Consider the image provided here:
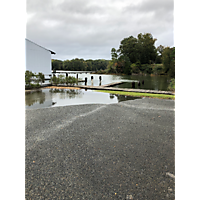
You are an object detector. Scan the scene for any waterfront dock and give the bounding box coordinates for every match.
[76,85,175,95]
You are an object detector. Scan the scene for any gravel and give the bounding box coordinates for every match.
[26,98,175,199]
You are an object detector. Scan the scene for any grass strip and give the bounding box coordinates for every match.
[94,90,175,100]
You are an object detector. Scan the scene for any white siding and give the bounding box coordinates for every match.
[25,39,52,76]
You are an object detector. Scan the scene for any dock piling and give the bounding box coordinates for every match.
[99,76,102,86]
[142,80,144,85]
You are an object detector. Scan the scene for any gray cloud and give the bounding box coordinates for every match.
[26,0,174,60]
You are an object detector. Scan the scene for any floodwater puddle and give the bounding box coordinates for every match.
[25,88,141,110]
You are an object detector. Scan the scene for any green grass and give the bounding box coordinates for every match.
[95,90,175,100]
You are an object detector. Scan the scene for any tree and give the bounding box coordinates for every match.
[118,36,138,63]
[117,33,157,65]
[52,59,63,70]
[168,47,175,78]
[107,60,117,74]
[157,45,165,56]
[136,33,157,64]
[162,47,175,78]
[162,47,171,73]
[111,48,118,60]
[117,55,131,74]
[131,63,140,74]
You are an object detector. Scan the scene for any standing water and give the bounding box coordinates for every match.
[25,88,141,110]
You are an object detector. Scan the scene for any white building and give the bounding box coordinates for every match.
[25,39,55,77]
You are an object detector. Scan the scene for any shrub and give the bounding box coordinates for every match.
[152,64,164,75]
[66,76,78,86]
[50,76,60,85]
[25,71,45,88]
[50,75,78,86]
[25,70,35,87]
[58,75,66,84]
[131,63,140,74]
[168,78,175,91]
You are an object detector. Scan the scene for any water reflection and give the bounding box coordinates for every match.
[25,88,141,110]
[49,89,83,99]
[25,90,46,106]
[109,93,141,102]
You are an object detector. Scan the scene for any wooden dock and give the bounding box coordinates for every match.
[101,81,124,87]
[76,85,175,95]
[40,81,174,95]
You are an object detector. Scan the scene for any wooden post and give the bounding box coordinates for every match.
[66,73,68,77]
[132,82,135,88]
[99,76,102,86]
[85,77,87,85]
[138,81,140,86]
[77,74,78,79]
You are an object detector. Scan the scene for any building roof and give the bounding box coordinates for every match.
[26,38,56,54]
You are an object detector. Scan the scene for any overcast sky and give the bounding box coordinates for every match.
[26,0,174,60]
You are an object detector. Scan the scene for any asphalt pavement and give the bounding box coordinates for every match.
[25,98,175,199]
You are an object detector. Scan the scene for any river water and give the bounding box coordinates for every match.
[52,71,171,91]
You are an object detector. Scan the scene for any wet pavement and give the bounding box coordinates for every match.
[25,98,175,199]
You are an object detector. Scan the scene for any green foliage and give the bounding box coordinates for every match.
[155,55,162,64]
[66,76,78,86]
[52,58,109,72]
[50,33,175,77]
[106,60,117,74]
[118,33,157,65]
[108,33,161,75]
[107,33,175,76]
[162,47,175,78]
[120,55,132,75]
[168,78,175,91]
[25,70,35,87]
[111,48,118,60]
[25,71,45,88]
[38,72,45,83]
[52,59,63,70]
[58,75,66,84]
[50,75,78,86]
[50,76,60,85]
[157,45,165,56]
[152,64,164,75]
[131,63,140,74]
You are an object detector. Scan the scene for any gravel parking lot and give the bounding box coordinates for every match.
[25,98,175,199]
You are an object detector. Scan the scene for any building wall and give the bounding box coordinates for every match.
[25,39,52,76]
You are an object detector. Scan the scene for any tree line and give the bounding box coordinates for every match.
[52,59,109,72]
[51,33,175,78]
[107,33,175,78]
